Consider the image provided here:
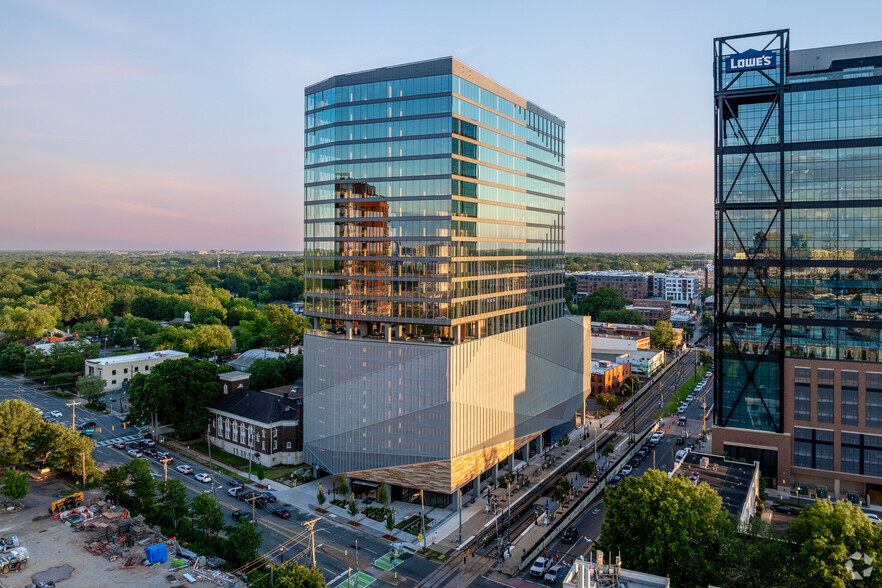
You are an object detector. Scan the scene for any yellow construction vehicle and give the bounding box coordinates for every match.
[49,492,83,514]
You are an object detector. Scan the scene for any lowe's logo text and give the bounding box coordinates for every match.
[725,49,777,73]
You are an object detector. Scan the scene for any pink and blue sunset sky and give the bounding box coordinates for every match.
[3,0,882,252]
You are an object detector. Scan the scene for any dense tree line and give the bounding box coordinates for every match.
[566,253,710,273]
[0,254,308,380]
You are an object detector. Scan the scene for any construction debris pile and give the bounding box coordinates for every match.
[52,501,239,585]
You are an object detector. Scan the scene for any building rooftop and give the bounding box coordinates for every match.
[85,350,187,366]
[563,556,670,588]
[210,388,301,424]
[791,40,882,74]
[672,452,758,520]
[227,349,288,371]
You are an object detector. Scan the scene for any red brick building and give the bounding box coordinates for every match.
[574,271,648,300]
[590,360,632,395]
[627,299,672,324]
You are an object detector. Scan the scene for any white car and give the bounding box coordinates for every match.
[685,395,694,402]
[675,449,688,462]
[127,449,143,458]
[677,405,687,414]
[195,473,212,483]
[866,513,882,525]
[175,465,193,475]
[530,556,552,577]
[621,465,633,476]
[50,410,63,418]
[228,487,243,497]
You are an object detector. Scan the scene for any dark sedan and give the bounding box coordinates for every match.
[262,492,277,503]
[561,527,578,544]
[112,442,127,450]
[271,507,291,519]
[227,479,244,488]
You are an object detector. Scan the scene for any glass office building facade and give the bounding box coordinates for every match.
[303,57,566,341]
[714,30,882,500]
[302,59,589,499]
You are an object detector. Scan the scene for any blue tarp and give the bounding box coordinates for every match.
[145,544,168,564]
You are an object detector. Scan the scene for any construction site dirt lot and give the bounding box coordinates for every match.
[0,477,219,588]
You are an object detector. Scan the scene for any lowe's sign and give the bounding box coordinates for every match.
[725,49,777,73]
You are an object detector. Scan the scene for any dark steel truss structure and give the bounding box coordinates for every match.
[713,30,790,433]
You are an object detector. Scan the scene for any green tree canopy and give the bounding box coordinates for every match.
[649,320,676,349]
[53,277,112,323]
[0,304,59,340]
[274,564,328,588]
[102,465,129,504]
[227,518,263,565]
[191,493,225,535]
[788,499,882,588]
[598,469,728,587]
[2,468,28,501]
[0,343,27,373]
[576,287,630,319]
[0,399,44,467]
[248,355,304,390]
[183,324,233,357]
[127,357,220,438]
[160,479,190,531]
[77,375,106,401]
[597,308,643,325]
[126,458,157,513]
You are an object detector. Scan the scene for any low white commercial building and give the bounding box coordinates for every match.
[84,350,188,391]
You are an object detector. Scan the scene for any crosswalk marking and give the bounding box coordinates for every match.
[95,433,142,448]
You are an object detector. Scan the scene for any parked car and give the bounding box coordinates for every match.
[771,504,801,516]
[685,394,695,402]
[621,465,633,476]
[175,465,193,475]
[628,457,640,468]
[865,513,882,525]
[112,442,127,450]
[545,564,567,584]
[676,405,687,414]
[636,449,648,462]
[127,449,143,458]
[530,557,552,577]
[195,473,212,484]
[561,527,579,544]
[262,492,277,503]
[50,410,63,418]
[231,510,252,523]
[271,507,291,519]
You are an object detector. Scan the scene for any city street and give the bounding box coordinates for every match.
[0,375,439,586]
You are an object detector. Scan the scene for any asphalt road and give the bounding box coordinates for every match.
[514,352,708,584]
[0,375,439,586]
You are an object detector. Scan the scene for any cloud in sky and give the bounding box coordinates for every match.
[4,1,882,251]
[566,143,713,253]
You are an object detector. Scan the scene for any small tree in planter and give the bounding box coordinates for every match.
[378,482,388,505]
[347,493,358,517]
[317,483,326,506]
[338,476,349,499]
[384,508,396,533]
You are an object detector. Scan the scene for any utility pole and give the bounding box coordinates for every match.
[303,518,320,568]
[164,460,168,482]
[411,490,426,550]
[67,401,82,431]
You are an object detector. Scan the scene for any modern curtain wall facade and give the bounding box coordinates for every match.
[303,57,566,341]
[714,30,882,500]
[303,58,580,496]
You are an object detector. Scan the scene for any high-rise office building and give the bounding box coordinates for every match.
[302,58,590,503]
[714,30,882,504]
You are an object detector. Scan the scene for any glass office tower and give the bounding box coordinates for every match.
[714,30,882,502]
[303,58,590,502]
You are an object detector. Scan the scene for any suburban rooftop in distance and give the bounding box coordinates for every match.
[84,350,188,366]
